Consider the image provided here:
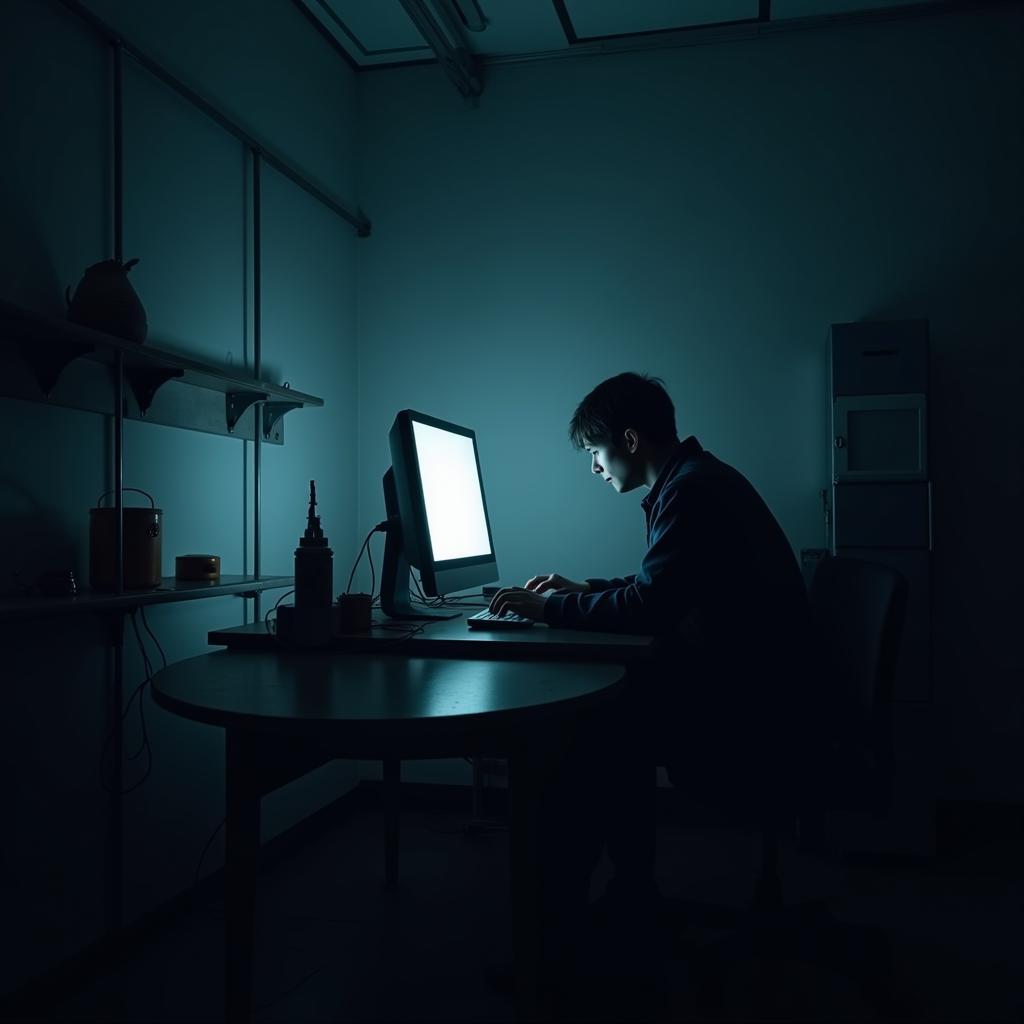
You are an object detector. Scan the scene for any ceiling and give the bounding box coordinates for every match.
[293,0,954,78]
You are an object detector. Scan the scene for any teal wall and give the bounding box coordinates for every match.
[2,0,1022,997]
[0,0,361,992]
[355,6,1023,788]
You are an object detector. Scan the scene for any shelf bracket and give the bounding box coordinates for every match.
[226,391,269,434]
[125,366,184,415]
[19,340,94,396]
[262,401,302,443]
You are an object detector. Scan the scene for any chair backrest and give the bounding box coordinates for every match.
[807,555,909,768]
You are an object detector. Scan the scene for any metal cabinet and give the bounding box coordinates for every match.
[830,319,931,702]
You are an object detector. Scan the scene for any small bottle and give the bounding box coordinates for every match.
[294,480,334,609]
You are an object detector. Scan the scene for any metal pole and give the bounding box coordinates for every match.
[112,42,124,595]
[108,41,125,934]
[55,0,370,236]
[252,152,262,619]
[384,758,400,887]
[112,44,123,263]
[108,613,125,931]
[114,349,124,595]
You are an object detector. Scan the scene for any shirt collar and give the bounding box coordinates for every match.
[641,436,703,513]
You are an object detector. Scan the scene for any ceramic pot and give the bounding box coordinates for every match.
[66,258,148,343]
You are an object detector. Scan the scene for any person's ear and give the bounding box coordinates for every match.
[624,428,639,454]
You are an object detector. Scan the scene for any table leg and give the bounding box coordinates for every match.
[225,728,260,1022]
[384,757,400,888]
[508,748,544,1021]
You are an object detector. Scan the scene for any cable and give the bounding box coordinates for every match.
[121,612,153,791]
[264,589,295,634]
[368,621,428,644]
[345,529,373,594]
[125,609,157,761]
[255,966,327,1014]
[139,605,166,670]
[410,573,488,611]
[194,817,226,887]
[100,610,157,794]
[412,571,444,608]
[366,532,376,599]
[346,523,386,595]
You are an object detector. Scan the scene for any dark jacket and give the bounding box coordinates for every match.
[544,437,811,712]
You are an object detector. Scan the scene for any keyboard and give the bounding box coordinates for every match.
[466,609,536,630]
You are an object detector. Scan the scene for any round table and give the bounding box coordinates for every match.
[152,648,625,752]
[152,648,627,1020]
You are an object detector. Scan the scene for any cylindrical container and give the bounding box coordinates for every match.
[89,488,162,590]
[175,554,221,581]
[294,545,333,608]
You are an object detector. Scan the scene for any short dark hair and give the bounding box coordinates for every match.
[568,372,678,450]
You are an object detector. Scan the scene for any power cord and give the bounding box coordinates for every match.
[194,817,226,887]
[411,571,444,608]
[346,522,387,596]
[367,620,428,644]
[125,614,152,766]
[351,528,487,613]
[255,965,328,1014]
[411,573,487,611]
[99,607,164,795]
[139,605,166,669]
[264,589,295,635]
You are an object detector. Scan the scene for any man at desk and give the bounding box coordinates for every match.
[488,372,811,968]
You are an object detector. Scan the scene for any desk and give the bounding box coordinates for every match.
[207,615,658,663]
[207,617,657,912]
[151,648,629,1020]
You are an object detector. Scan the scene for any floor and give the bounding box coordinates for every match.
[19,787,1024,1022]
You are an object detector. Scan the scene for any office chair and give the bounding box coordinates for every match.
[657,555,910,1017]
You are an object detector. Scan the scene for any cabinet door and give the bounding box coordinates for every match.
[833,394,927,481]
[834,482,931,549]
[830,319,928,396]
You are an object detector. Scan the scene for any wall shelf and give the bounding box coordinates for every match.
[0,574,294,623]
[0,4,348,952]
[0,299,323,444]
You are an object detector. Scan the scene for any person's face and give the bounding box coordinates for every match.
[585,433,642,493]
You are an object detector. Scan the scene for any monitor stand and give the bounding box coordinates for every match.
[380,468,459,620]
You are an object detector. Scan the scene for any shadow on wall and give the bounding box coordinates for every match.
[0,200,67,315]
[864,241,1023,676]
[862,242,1023,812]
[0,476,80,600]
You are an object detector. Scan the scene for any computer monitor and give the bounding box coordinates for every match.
[381,409,499,620]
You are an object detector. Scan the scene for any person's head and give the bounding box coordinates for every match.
[568,372,678,493]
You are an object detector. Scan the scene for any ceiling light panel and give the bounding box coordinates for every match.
[772,0,939,17]
[461,0,569,55]
[564,0,760,39]
[318,0,430,54]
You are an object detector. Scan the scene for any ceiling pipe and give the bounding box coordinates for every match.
[399,0,483,96]
[438,0,487,32]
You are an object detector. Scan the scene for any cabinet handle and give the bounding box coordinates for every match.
[928,481,933,551]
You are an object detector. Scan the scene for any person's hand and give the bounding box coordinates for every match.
[488,587,549,621]
[524,573,590,595]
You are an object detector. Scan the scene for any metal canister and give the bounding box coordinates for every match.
[89,488,162,590]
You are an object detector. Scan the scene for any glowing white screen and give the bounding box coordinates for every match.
[412,420,492,562]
